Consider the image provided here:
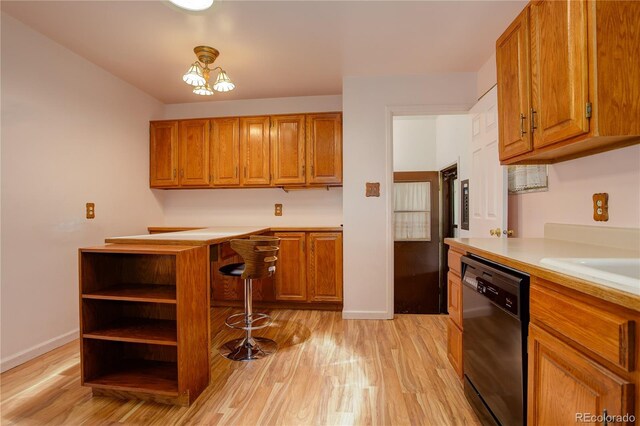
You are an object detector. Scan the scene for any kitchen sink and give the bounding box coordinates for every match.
[540,258,640,293]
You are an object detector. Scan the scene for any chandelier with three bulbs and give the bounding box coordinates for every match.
[182,45,235,96]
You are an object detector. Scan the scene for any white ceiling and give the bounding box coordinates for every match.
[1,1,526,104]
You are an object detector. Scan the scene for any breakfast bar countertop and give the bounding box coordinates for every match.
[445,237,640,310]
[105,226,271,246]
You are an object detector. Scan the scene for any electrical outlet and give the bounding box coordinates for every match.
[275,203,283,216]
[86,202,95,219]
[593,193,608,222]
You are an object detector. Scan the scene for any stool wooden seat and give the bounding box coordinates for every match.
[218,236,280,361]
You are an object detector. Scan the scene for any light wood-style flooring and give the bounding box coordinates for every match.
[1,309,480,425]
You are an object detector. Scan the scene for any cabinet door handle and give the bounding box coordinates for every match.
[530,108,537,133]
[520,113,527,138]
[302,164,306,176]
[244,167,247,179]
[235,166,238,178]
[180,169,184,178]
[173,169,177,178]
[311,165,314,176]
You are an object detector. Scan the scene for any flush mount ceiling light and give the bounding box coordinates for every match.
[182,46,235,96]
[169,0,213,11]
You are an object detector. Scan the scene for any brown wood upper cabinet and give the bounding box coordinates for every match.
[306,113,342,184]
[210,118,240,186]
[151,112,343,188]
[180,120,211,187]
[496,0,640,164]
[271,115,306,185]
[496,7,532,161]
[240,116,271,186]
[150,121,179,187]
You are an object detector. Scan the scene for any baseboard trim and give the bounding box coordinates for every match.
[342,310,393,320]
[1,329,79,373]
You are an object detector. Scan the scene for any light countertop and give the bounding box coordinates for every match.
[105,226,271,246]
[445,237,640,310]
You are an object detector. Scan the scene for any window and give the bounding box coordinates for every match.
[394,182,431,241]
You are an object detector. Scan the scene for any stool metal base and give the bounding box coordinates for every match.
[219,337,278,361]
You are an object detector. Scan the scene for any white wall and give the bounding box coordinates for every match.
[163,95,342,119]
[392,116,437,171]
[159,95,343,227]
[509,144,640,237]
[476,53,496,100]
[342,73,476,319]
[0,13,165,371]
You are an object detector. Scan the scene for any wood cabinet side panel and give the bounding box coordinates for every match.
[176,246,209,403]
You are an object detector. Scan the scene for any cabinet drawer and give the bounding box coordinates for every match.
[448,272,463,329]
[447,319,463,380]
[530,280,635,371]
[448,248,464,277]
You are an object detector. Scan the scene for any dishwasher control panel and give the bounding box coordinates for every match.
[476,278,518,315]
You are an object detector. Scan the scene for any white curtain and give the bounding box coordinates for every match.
[394,182,431,241]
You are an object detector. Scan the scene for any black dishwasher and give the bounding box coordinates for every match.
[461,255,529,426]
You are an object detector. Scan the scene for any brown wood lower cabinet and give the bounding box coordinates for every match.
[528,278,639,425]
[79,244,210,406]
[528,324,634,426]
[446,248,465,379]
[211,231,342,309]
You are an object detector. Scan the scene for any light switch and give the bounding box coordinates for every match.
[592,193,608,222]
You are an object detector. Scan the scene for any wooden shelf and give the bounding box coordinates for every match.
[83,284,176,304]
[85,360,178,395]
[84,318,177,346]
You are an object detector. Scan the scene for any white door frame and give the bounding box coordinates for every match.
[384,104,473,318]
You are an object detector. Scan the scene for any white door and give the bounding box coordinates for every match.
[469,86,508,238]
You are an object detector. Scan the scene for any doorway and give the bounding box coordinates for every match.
[439,164,458,312]
[393,171,440,314]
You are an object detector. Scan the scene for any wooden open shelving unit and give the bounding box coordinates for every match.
[79,244,210,406]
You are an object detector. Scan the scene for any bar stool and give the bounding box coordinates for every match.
[218,236,280,361]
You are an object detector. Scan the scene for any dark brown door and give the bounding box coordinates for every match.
[394,171,440,314]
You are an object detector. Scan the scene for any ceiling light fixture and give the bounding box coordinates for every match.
[182,46,235,96]
[169,0,213,12]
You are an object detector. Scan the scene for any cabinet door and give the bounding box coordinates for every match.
[273,232,307,301]
[447,272,462,329]
[211,118,240,186]
[528,324,633,426]
[240,116,270,186]
[496,7,532,160]
[306,113,342,184]
[150,121,179,187]
[447,319,463,380]
[307,233,343,303]
[271,115,305,185]
[179,119,210,186]
[530,0,589,148]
